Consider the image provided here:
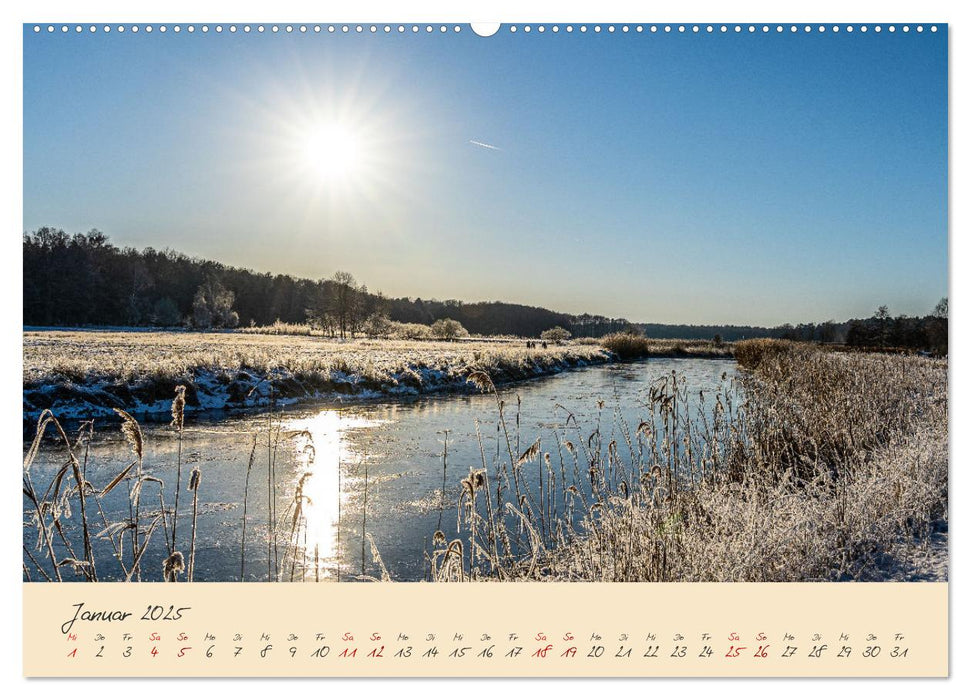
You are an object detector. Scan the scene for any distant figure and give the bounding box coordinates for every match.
[542,341,548,349]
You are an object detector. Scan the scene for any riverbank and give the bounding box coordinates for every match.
[23,330,741,421]
[24,334,943,583]
[23,330,618,421]
[460,340,948,583]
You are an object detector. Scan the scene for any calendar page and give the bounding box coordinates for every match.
[18,8,950,680]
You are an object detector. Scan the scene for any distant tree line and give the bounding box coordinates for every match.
[22,228,629,336]
[22,229,948,353]
[842,302,948,355]
[635,323,786,342]
[757,302,947,355]
[636,301,948,355]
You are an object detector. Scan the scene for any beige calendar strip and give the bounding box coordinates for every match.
[23,582,947,677]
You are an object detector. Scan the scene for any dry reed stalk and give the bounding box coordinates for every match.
[437,430,449,533]
[114,409,144,580]
[170,385,186,552]
[187,466,201,581]
[239,434,259,581]
[361,460,369,579]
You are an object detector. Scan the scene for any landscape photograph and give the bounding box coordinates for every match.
[22,23,947,584]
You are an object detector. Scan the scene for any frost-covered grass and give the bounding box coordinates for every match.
[593,333,731,359]
[22,336,946,582]
[22,329,611,419]
[436,341,948,582]
[23,329,608,384]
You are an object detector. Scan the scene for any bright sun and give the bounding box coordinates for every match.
[303,124,362,181]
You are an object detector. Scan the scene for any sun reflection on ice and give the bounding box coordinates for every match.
[283,409,381,576]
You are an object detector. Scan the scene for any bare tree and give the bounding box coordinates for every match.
[330,271,358,339]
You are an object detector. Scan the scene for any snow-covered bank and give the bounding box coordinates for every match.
[23,346,612,422]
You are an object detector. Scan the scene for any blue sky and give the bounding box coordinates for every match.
[23,25,947,325]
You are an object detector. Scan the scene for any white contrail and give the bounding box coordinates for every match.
[469,139,501,151]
